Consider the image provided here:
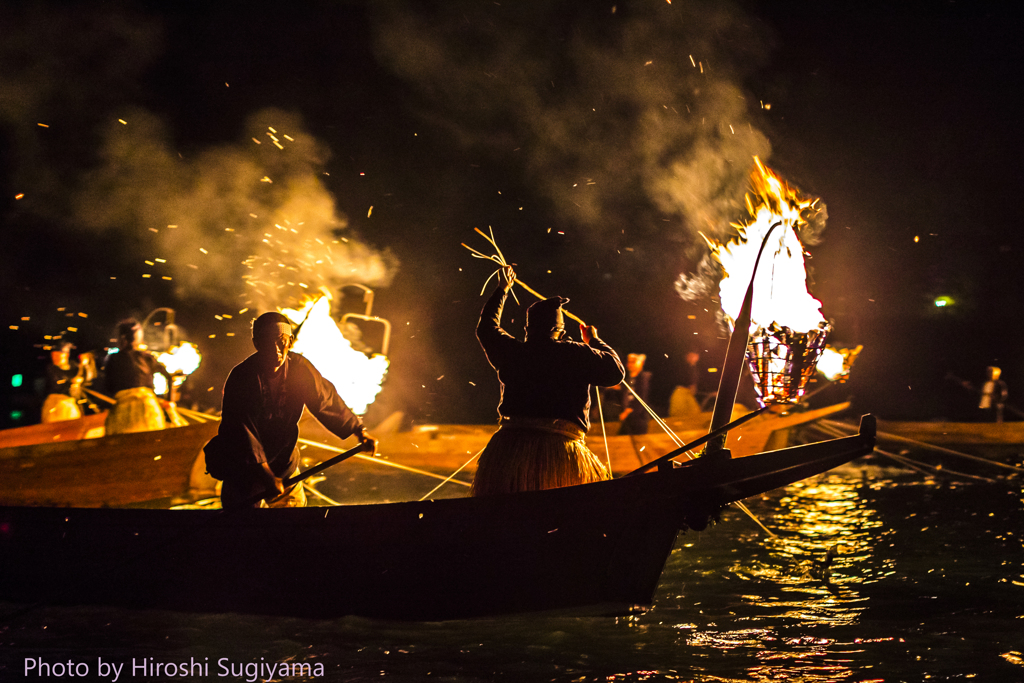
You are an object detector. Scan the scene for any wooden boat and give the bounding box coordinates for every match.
[0,415,876,620]
[301,402,855,476]
[875,419,1024,450]
[0,402,853,508]
[0,415,220,508]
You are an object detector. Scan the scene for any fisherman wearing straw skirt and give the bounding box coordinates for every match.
[473,265,625,496]
[103,320,182,435]
[41,342,84,423]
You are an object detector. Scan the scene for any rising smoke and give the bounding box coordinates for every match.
[0,3,395,316]
[372,0,773,242]
[74,107,395,311]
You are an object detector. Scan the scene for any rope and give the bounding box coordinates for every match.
[294,438,473,485]
[418,450,481,501]
[171,404,473,488]
[303,481,342,506]
[820,419,1022,474]
[810,422,1003,484]
[621,380,689,452]
[594,386,613,472]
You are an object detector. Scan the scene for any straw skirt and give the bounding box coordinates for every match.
[104,387,167,435]
[41,394,82,423]
[471,417,610,497]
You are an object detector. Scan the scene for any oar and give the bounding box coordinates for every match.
[244,441,370,507]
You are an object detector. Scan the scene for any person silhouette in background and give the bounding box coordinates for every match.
[616,353,653,436]
[977,366,1008,423]
[41,342,85,423]
[103,319,178,434]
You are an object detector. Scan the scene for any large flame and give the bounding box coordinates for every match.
[707,158,825,334]
[154,341,202,396]
[281,293,388,415]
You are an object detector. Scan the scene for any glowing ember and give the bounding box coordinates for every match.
[281,294,388,415]
[748,323,830,405]
[154,341,202,395]
[707,157,825,334]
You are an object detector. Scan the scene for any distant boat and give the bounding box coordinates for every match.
[0,403,853,508]
[875,419,1024,449]
[0,415,876,620]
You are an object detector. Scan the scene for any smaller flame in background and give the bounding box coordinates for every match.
[154,341,202,396]
[816,344,863,383]
[281,293,389,415]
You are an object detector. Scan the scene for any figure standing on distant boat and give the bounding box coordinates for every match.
[204,311,377,510]
[978,366,1008,423]
[41,341,87,423]
[103,319,182,434]
[472,265,625,496]
[614,353,653,436]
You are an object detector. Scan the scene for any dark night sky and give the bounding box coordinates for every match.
[2,0,1022,427]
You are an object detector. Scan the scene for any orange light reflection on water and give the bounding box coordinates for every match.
[672,472,896,681]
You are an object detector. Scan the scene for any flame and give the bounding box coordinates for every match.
[281,293,388,415]
[154,341,202,395]
[707,157,825,334]
[157,341,202,375]
[816,344,863,382]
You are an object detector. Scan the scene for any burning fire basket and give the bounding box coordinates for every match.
[746,321,832,406]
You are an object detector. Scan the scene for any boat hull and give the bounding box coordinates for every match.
[0,421,220,507]
[0,417,875,620]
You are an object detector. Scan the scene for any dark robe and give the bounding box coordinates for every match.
[205,352,364,507]
[104,349,161,394]
[45,363,78,396]
[477,285,624,432]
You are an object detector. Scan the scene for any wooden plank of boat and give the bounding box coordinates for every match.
[0,422,219,508]
[0,402,852,508]
[0,413,107,449]
[299,402,854,476]
[876,419,1024,447]
[0,415,876,621]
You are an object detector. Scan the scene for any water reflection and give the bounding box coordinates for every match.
[658,468,895,681]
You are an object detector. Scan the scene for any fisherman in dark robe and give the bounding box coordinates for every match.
[204,311,377,510]
[473,265,625,496]
[103,319,179,434]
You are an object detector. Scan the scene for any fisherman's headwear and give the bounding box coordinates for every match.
[252,312,294,339]
[526,296,569,339]
[117,319,141,343]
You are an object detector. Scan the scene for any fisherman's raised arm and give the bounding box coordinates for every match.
[476,265,518,356]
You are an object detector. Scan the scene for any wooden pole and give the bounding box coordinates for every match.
[704,222,781,458]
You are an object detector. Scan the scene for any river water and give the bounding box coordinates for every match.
[2,461,1021,682]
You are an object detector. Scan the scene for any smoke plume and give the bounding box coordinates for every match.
[74,107,395,310]
[372,0,772,242]
[0,3,395,315]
